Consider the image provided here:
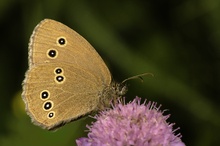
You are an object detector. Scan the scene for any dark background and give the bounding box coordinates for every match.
[0,0,220,145]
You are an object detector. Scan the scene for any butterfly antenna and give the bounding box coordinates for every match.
[121,73,154,84]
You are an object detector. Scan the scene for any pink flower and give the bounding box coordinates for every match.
[76,97,185,146]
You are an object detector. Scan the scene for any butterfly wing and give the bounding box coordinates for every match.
[22,19,111,130]
[28,19,110,83]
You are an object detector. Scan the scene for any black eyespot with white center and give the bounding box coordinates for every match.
[48,49,57,58]
[56,75,64,82]
[57,37,67,47]
[55,68,62,74]
[40,90,50,100]
[43,101,53,110]
[58,37,66,45]
[48,111,55,119]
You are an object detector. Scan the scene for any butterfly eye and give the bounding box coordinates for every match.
[57,37,67,46]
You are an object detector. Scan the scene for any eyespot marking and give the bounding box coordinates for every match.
[47,49,58,59]
[54,75,65,84]
[54,67,63,74]
[48,111,55,119]
[57,37,67,47]
[43,100,54,111]
[40,90,50,100]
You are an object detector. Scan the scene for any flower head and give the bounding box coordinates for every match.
[76,97,185,146]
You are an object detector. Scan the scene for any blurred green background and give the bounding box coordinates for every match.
[0,0,220,145]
